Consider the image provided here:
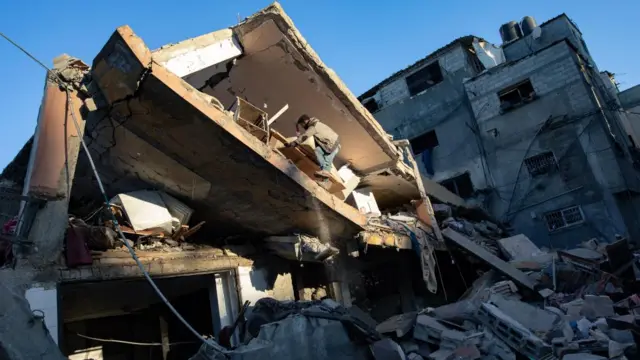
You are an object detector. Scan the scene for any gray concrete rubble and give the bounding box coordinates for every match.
[186,226,640,359]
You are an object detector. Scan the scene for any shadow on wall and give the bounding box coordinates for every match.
[248,255,292,292]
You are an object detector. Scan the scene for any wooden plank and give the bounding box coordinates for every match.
[278,146,345,192]
[442,228,539,293]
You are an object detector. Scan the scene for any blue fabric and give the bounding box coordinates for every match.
[395,221,422,258]
[315,145,341,171]
[422,149,434,175]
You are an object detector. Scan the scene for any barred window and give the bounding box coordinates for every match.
[544,206,584,232]
[524,151,558,176]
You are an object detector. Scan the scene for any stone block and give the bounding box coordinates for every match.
[414,315,449,345]
[370,338,406,360]
[376,312,418,338]
[581,295,614,319]
[427,349,453,360]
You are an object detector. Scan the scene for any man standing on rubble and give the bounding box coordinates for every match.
[288,114,341,178]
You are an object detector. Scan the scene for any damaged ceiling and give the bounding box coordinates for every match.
[153,4,403,174]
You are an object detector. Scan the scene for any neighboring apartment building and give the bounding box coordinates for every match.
[360,14,640,248]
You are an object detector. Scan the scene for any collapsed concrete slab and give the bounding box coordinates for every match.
[87,25,372,242]
[79,3,429,243]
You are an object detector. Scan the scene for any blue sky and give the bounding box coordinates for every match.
[0,0,638,171]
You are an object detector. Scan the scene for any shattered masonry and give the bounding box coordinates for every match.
[0,3,640,360]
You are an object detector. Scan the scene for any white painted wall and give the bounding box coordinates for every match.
[155,31,243,78]
[25,284,59,344]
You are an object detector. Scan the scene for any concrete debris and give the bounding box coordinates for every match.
[581,295,615,319]
[377,312,418,338]
[264,235,339,262]
[497,234,544,261]
[371,338,407,360]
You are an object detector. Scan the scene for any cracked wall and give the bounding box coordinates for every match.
[87,26,366,242]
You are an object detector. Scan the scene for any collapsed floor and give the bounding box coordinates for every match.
[2,3,640,360]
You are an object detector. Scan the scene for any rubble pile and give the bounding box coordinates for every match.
[191,229,640,360]
[65,190,210,266]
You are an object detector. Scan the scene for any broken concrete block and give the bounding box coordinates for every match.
[439,329,467,350]
[561,354,606,360]
[608,329,634,344]
[321,298,342,310]
[431,300,477,321]
[348,305,378,330]
[432,204,452,219]
[406,353,424,360]
[376,312,417,338]
[414,315,449,345]
[475,303,551,359]
[370,338,406,360]
[452,345,481,360]
[497,234,543,260]
[479,330,515,360]
[443,228,539,293]
[490,280,518,294]
[399,340,419,354]
[609,340,633,359]
[415,342,431,358]
[427,349,453,360]
[581,295,614,319]
[561,299,585,321]
[488,294,561,335]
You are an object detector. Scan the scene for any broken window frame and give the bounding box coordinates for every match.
[439,172,474,199]
[544,205,585,232]
[498,79,536,113]
[406,61,444,97]
[467,49,485,74]
[362,98,380,113]
[524,151,558,177]
[410,130,439,156]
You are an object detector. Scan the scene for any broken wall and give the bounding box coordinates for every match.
[366,44,489,197]
[153,4,404,176]
[85,25,369,242]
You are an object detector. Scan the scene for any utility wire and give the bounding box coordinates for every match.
[0,31,225,354]
[75,333,198,347]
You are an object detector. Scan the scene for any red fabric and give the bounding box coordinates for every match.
[65,225,92,267]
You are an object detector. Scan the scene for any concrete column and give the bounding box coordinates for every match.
[330,282,352,307]
[23,57,91,265]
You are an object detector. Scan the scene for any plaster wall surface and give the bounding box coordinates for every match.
[465,41,629,247]
[25,284,59,344]
[502,15,595,68]
[367,45,488,193]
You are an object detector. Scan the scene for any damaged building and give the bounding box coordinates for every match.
[360,14,640,249]
[0,3,454,359]
[2,3,640,360]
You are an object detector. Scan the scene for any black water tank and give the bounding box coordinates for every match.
[500,21,522,43]
[521,16,537,36]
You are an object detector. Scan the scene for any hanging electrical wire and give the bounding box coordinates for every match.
[0,31,225,354]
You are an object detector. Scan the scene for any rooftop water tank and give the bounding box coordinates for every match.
[500,21,523,43]
[521,16,537,36]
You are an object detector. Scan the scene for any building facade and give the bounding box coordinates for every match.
[360,14,640,248]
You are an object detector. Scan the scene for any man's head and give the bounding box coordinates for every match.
[297,114,312,129]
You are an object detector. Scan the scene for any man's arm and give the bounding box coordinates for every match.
[290,125,317,146]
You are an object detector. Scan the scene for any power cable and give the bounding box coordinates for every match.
[0,31,225,354]
[75,333,198,347]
